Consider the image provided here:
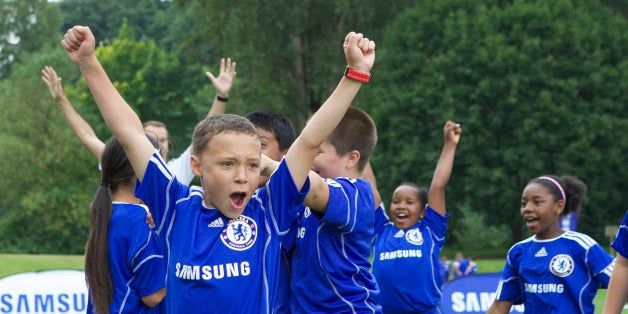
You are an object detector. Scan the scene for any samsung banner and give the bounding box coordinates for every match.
[440,272,525,313]
[0,270,87,314]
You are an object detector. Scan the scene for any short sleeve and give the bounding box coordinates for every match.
[587,243,614,288]
[494,247,523,304]
[129,208,166,297]
[611,210,628,258]
[321,178,374,233]
[136,151,190,235]
[263,159,310,240]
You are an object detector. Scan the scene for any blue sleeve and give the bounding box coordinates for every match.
[263,159,309,241]
[422,205,448,242]
[135,152,190,236]
[587,243,615,288]
[321,178,374,233]
[611,210,628,258]
[373,203,389,236]
[495,246,523,304]
[129,208,166,297]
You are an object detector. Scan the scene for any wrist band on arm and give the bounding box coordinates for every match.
[216,95,229,102]
[344,66,371,83]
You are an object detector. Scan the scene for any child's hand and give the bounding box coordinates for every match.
[343,32,376,73]
[444,121,462,144]
[61,26,96,65]
[41,66,65,100]
[205,58,237,98]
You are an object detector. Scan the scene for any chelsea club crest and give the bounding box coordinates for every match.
[221,215,257,251]
[405,229,424,245]
[549,254,574,277]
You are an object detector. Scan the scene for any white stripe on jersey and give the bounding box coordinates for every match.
[348,187,359,234]
[151,154,173,179]
[563,231,596,249]
[316,223,357,313]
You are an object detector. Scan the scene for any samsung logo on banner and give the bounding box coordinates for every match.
[0,270,87,313]
[440,273,524,313]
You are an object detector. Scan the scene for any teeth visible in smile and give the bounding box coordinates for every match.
[397,213,408,218]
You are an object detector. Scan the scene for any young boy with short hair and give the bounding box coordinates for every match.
[62,25,375,313]
[288,109,381,312]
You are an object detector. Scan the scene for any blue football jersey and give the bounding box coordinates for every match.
[135,153,309,314]
[494,231,615,314]
[273,218,299,314]
[87,202,166,314]
[611,210,628,257]
[372,204,448,313]
[289,177,381,313]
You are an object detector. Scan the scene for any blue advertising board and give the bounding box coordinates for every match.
[440,272,525,313]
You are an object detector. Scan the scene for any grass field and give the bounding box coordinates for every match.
[0,255,625,313]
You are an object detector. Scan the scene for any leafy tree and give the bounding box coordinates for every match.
[0,0,62,78]
[362,0,628,248]
[67,22,210,162]
[452,204,511,250]
[59,0,174,45]
[174,0,415,129]
[0,47,94,253]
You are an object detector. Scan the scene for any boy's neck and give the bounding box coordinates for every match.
[332,168,363,180]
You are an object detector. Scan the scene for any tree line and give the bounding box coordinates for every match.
[0,0,626,254]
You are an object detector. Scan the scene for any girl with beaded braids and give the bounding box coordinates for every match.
[85,135,166,314]
[488,175,615,314]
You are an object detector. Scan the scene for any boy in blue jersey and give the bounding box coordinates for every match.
[603,210,628,314]
[370,120,461,314]
[288,107,380,310]
[488,175,615,314]
[62,25,375,313]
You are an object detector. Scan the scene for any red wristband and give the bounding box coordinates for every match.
[344,67,371,83]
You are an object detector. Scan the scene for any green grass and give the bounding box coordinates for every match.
[0,253,84,279]
[0,254,625,313]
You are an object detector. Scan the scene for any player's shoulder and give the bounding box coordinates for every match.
[561,231,599,250]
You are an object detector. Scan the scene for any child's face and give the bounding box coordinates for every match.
[520,182,563,240]
[313,141,345,179]
[192,132,261,218]
[390,185,424,230]
[257,127,286,187]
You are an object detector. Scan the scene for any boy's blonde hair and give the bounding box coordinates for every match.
[191,114,259,156]
[326,106,377,171]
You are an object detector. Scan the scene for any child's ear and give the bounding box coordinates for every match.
[191,155,202,177]
[345,150,361,168]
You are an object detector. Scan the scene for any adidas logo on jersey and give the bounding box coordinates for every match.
[208,218,224,228]
[394,230,405,238]
[535,247,548,257]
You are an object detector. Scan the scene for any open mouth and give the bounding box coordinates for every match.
[524,216,539,227]
[229,192,247,210]
[395,212,409,222]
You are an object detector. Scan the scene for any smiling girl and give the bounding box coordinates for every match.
[488,175,615,314]
[371,121,461,314]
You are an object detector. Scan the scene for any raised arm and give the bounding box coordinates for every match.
[363,161,382,206]
[42,66,105,163]
[205,58,237,117]
[285,32,375,211]
[427,121,461,217]
[61,26,154,180]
